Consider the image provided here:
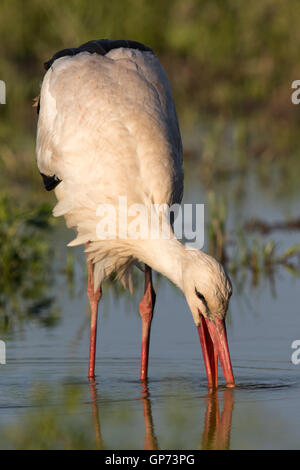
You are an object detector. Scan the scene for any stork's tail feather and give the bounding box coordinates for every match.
[68,234,92,247]
[53,199,73,217]
[92,256,137,295]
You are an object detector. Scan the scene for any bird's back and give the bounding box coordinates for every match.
[37,40,183,216]
[36,40,184,288]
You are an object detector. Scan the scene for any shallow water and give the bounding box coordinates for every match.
[0,158,299,449]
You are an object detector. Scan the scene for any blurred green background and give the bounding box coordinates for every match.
[1,0,300,171]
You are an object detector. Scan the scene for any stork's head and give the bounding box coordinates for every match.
[181,248,235,388]
[181,249,232,325]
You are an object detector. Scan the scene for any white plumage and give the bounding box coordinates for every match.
[37,47,183,288]
[36,40,235,387]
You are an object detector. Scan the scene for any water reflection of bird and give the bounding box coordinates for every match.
[87,382,234,449]
[88,381,103,450]
[140,382,158,450]
[88,381,158,450]
[36,39,234,388]
[201,389,234,450]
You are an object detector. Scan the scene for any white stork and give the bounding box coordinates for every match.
[36,39,235,388]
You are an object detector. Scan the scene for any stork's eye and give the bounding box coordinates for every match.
[195,288,206,302]
[195,288,210,316]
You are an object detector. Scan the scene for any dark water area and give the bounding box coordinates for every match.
[0,138,299,449]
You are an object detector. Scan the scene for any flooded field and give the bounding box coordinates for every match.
[0,149,299,450]
[2,0,300,451]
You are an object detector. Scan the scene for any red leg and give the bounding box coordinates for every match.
[139,265,156,381]
[85,245,102,379]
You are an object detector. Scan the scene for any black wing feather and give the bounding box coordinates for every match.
[40,172,61,191]
[44,39,153,70]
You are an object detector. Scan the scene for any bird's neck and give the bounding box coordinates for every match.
[132,237,186,290]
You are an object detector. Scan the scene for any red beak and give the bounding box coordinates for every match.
[197,314,235,388]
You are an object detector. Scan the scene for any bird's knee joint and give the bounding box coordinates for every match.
[139,299,154,319]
